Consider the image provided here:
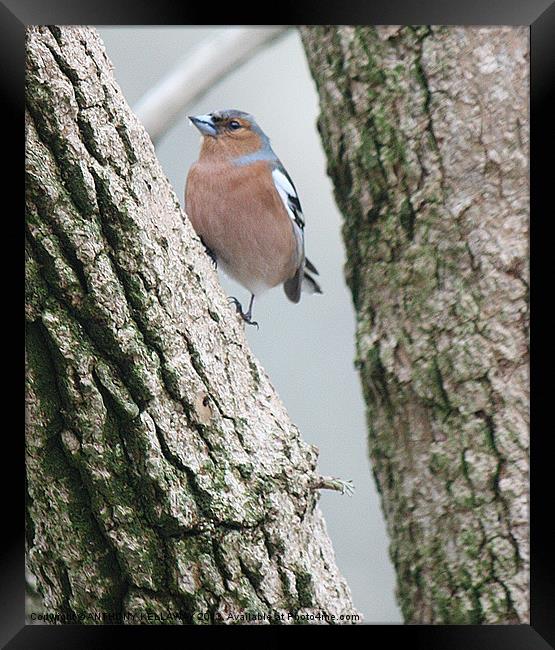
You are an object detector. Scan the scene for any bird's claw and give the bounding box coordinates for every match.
[227,297,259,329]
[228,296,242,311]
[200,237,217,268]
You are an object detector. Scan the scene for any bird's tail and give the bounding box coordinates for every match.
[302,270,322,295]
[303,256,322,294]
[283,257,322,303]
[304,257,319,276]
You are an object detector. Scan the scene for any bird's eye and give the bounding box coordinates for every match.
[228,120,241,130]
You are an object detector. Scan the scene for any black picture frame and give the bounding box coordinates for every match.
[9,0,551,647]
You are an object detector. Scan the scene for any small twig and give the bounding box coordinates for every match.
[312,476,355,496]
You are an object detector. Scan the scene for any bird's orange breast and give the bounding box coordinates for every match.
[185,159,298,294]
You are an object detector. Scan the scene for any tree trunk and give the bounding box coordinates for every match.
[25,25,356,625]
[300,26,529,624]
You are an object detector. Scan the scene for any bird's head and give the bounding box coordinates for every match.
[189,109,271,160]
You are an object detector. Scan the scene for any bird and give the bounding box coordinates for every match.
[185,109,322,327]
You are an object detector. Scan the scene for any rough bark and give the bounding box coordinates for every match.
[300,26,529,624]
[25,25,357,625]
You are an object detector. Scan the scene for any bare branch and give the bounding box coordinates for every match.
[134,27,288,143]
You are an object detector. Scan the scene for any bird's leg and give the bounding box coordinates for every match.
[200,236,217,268]
[228,294,259,329]
[244,294,255,322]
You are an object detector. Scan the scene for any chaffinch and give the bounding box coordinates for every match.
[185,109,322,327]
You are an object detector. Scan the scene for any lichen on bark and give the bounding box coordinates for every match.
[25,25,356,624]
[301,26,529,623]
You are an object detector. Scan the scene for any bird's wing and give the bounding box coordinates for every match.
[271,160,323,301]
[272,166,320,275]
[271,163,305,230]
[271,163,320,277]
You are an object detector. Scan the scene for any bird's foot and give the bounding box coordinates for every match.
[228,297,259,329]
[200,237,217,268]
[312,476,355,496]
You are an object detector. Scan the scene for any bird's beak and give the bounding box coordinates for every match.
[188,114,218,137]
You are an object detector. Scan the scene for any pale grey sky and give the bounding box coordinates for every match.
[97,26,401,622]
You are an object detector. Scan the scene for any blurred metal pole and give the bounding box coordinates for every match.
[134,27,288,144]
